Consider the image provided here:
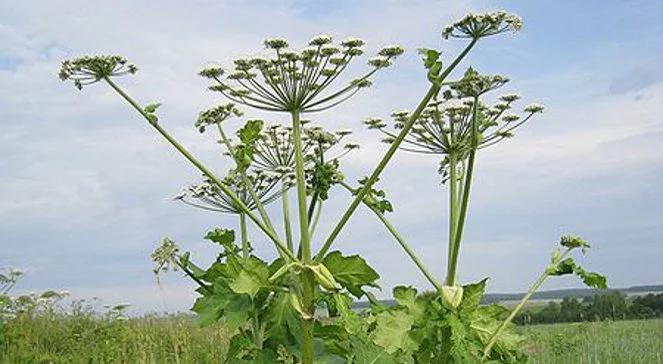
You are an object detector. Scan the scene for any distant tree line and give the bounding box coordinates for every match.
[514,292,663,325]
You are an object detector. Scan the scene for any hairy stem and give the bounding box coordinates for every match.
[103,77,298,263]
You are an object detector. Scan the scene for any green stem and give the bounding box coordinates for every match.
[314,84,439,262]
[370,208,444,294]
[315,38,478,264]
[240,212,248,261]
[339,181,443,292]
[446,96,479,286]
[291,109,315,364]
[307,191,319,224]
[482,248,573,360]
[103,77,298,263]
[447,153,459,274]
[291,109,311,262]
[281,181,294,252]
[300,271,316,364]
[308,201,323,239]
[217,125,277,234]
[174,259,211,294]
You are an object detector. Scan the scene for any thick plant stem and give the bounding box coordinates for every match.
[446,96,479,286]
[291,109,315,364]
[447,153,459,273]
[281,182,294,252]
[103,77,298,263]
[291,109,311,260]
[300,271,316,364]
[482,248,573,360]
[240,212,248,261]
[315,38,478,263]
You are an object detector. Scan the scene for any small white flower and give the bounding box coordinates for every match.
[378,45,405,57]
[309,34,333,46]
[524,103,545,113]
[341,37,365,48]
[500,93,520,103]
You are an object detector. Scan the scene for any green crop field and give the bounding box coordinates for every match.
[2,313,662,363]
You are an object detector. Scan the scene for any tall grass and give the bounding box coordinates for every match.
[2,311,661,363]
[0,311,229,363]
[521,319,663,364]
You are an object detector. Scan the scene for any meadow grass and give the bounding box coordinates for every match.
[520,319,663,363]
[0,313,229,364]
[2,313,662,363]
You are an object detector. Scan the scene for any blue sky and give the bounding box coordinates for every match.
[1,0,661,314]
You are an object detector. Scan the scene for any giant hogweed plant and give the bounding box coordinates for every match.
[59,11,605,363]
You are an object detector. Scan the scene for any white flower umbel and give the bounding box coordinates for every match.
[199,36,404,113]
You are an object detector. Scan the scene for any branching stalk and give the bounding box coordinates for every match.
[315,39,477,263]
[103,77,298,263]
[482,247,573,360]
[280,181,294,251]
[217,125,278,235]
[343,188,445,294]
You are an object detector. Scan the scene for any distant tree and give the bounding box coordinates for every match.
[630,294,663,319]
[559,297,583,322]
[583,292,628,321]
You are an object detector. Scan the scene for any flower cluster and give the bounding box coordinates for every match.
[174,170,281,214]
[252,122,359,177]
[150,237,180,274]
[365,78,543,181]
[59,55,137,89]
[452,67,509,97]
[198,36,404,112]
[442,11,522,39]
[195,103,244,132]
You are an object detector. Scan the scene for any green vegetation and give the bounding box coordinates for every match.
[2,306,662,364]
[50,10,608,363]
[521,319,663,364]
[515,292,663,324]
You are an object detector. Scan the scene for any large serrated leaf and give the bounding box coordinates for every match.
[370,310,418,354]
[322,251,379,298]
[265,293,300,345]
[460,278,488,312]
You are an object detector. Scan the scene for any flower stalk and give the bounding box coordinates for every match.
[102,76,298,263]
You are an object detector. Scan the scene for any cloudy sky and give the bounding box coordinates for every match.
[1,0,661,314]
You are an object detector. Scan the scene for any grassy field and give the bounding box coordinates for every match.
[1,314,662,363]
[519,319,663,363]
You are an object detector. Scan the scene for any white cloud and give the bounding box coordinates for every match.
[1,0,661,311]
